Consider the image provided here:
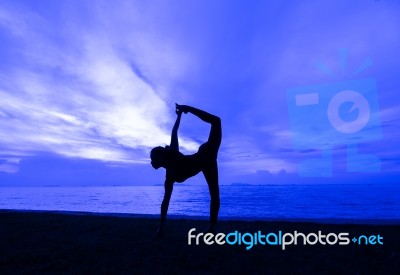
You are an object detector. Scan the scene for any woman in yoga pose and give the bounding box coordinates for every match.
[151,104,222,237]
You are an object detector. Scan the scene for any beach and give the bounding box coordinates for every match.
[0,210,399,274]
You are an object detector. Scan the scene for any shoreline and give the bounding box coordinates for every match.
[1,208,400,225]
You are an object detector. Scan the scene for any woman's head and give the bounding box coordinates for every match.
[150,146,168,169]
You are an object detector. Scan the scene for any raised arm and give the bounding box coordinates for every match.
[169,109,182,151]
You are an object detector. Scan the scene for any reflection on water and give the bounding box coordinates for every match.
[0,184,399,220]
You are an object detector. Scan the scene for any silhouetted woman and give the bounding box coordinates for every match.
[151,104,222,237]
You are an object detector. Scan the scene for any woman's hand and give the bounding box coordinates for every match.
[175,108,183,116]
[175,103,190,114]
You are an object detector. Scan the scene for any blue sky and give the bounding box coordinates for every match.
[0,0,399,186]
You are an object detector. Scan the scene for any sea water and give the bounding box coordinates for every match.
[1,184,399,221]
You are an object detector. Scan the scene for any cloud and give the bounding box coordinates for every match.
[1,0,398,182]
[0,158,20,173]
[0,1,199,173]
[221,135,296,175]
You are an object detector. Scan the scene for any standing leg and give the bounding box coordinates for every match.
[202,160,220,232]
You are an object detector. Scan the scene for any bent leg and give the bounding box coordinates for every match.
[207,117,222,158]
[184,106,222,157]
[202,160,220,229]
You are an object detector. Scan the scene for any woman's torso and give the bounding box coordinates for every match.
[166,148,206,183]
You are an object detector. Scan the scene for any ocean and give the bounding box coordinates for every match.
[1,184,399,221]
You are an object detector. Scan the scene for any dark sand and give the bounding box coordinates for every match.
[0,210,399,274]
